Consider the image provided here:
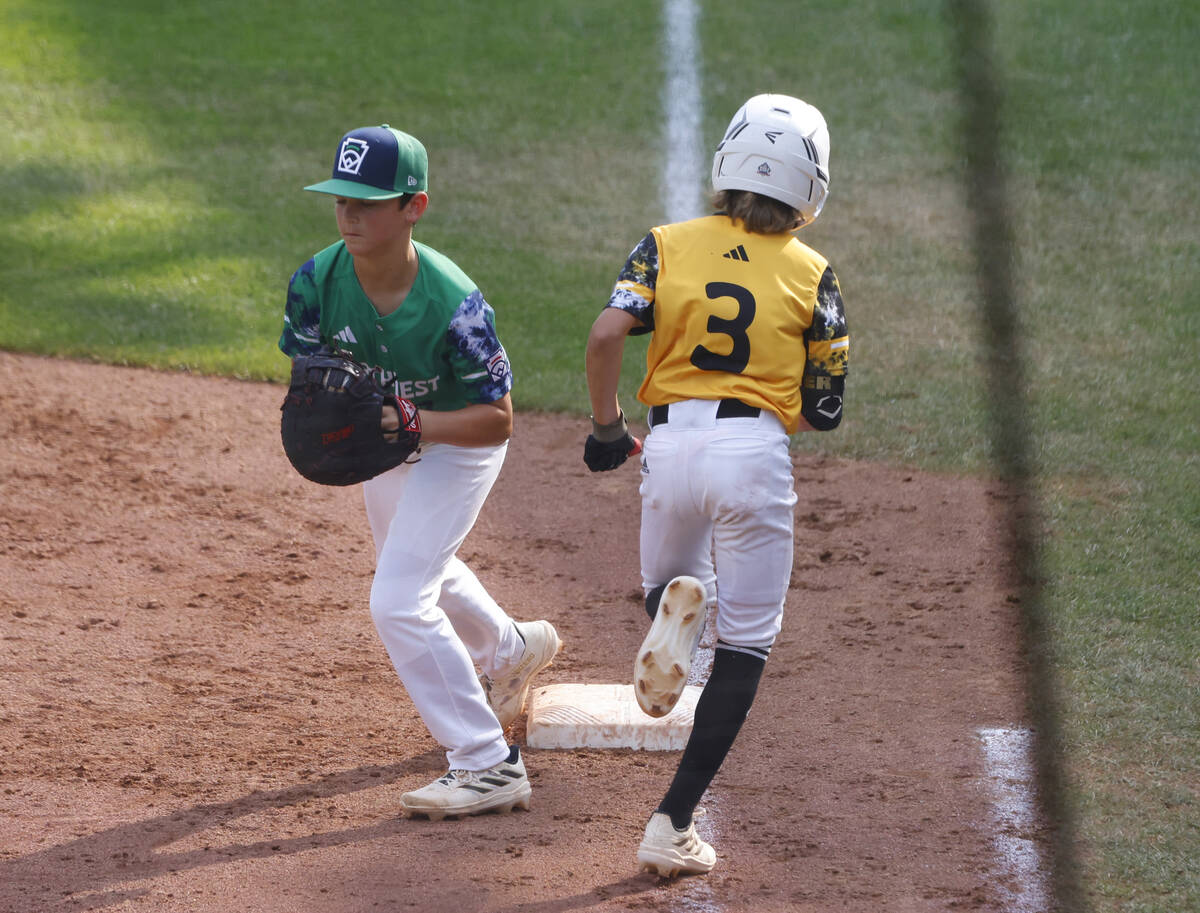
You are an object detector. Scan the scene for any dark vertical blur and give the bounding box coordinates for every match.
[947,1,1085,910]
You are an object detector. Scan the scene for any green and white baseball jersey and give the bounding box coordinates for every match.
[279,240,513,411]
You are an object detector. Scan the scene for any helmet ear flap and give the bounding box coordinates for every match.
[711,94,831,226]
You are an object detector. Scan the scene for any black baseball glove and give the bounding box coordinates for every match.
[280,351,421,486]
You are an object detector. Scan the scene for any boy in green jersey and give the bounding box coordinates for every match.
[281,125,561,820]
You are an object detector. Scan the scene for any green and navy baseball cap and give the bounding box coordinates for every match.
[304,125,428,199]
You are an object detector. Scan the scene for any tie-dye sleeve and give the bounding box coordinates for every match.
[446,289,514,404]
[605,231,659,332]
[279,258,325,357]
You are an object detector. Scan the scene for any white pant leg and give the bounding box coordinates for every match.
[363,441,511,771]
[638,432,717,599]
[365,467,520,675]
[702,428,797,647]
[638,401,796,648]
[438,556,524,679]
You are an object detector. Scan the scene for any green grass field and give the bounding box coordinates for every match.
[1,1,1196,909]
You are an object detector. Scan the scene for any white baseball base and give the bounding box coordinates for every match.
[525,682,701,750]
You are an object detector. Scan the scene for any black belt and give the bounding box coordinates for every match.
[648,399,761,428]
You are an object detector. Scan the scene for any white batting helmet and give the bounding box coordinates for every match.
[712,94,831,226]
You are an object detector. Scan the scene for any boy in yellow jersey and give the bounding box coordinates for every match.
[584,94,849,876]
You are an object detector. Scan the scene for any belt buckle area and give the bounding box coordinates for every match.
[715,399,760,420]
[649,399,758,428]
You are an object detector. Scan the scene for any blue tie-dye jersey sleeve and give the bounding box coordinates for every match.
[446,290,513,404]
[279,259,325,356]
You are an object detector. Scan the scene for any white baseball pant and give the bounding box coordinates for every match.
[638,398,798,649]
[363,440,522,771]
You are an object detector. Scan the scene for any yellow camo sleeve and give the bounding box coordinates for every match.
[806,335,849,376]
[613,279,654,302]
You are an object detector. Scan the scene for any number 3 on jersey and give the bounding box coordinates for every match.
[690,282,755,374]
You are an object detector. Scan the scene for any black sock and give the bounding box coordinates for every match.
[644,584,666,620]
[657,647,765,830]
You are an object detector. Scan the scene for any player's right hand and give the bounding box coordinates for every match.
[584,433,640,472]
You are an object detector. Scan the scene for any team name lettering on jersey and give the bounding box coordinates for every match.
[377,369,441,399]
[396,377,440,399]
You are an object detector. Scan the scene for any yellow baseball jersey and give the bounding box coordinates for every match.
[606,215,849,433]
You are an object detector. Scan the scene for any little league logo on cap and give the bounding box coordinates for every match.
[337,137,371,176]
[305,124,428,200]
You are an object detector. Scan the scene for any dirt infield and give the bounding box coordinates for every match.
[0,351,1039,912]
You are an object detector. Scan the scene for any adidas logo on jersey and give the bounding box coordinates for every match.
[722,245,750,262]
[334,326,359,345]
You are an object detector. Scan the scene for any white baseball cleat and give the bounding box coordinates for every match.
[482,620,562,730]
[637,811,717,877]
[634,576,707,718]
[400,746,531,821]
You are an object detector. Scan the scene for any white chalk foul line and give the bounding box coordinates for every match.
[661,0,705,223]
[653,8,721,909]
[977,727,1052,913]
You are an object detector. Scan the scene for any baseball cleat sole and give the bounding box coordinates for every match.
[639,861,688,878]
[634,576,707,718]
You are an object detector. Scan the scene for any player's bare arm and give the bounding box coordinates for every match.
[381,393,512,447]
[582,307,643,472]
[585,307,640,424]
[417,394,513,446]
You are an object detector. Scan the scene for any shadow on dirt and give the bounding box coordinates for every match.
[0,752,443,912]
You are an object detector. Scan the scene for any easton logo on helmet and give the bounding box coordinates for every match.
[337,138,370,175]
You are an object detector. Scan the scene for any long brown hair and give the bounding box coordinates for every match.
[712,189,801,234]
